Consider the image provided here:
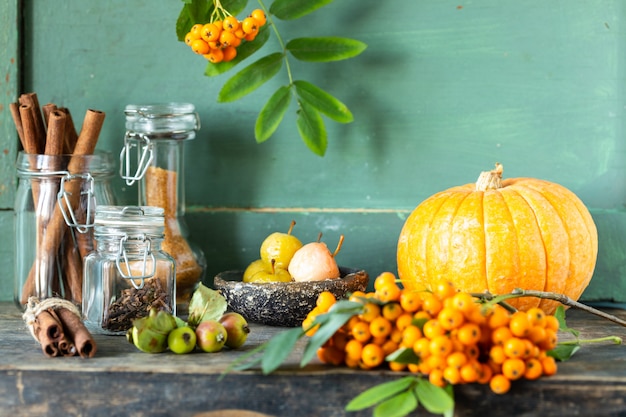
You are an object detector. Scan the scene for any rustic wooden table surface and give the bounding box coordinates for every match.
[0,302,624,417]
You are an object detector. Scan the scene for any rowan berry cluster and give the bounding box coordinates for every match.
[303,273,560,395]
[184,9,267,63]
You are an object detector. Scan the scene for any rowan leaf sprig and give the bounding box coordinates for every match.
[176,0,367,156]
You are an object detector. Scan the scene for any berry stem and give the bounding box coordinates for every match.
[257,0,295,85]
[211,0,232,22]
[559,336,623,345]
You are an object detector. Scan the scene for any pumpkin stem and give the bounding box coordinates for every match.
[476,163,504,191]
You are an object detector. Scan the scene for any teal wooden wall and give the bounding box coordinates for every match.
[1,1,625,304]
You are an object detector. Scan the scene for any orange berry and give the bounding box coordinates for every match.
[389,361,407,372]
[425,355,447,372]
[345,355,360,368]
[376,282,401,303]
[330,330,350,351]
[438,307,465,330]
[421,293,443,316]
[524,358,543,380]
[429,369,446,387]
[374,272,397,291]
[344,315,361,332]
[351,321,371,343]
[200,23,221,42]
[317,345,345,366]
[541,355,558,376]
[527,325,547,345]
[361,343,385,368]
[359,302,381,322]
[413,310,431,322]
[540,328,558,351]
[464,343,480,360]
[204,47,224,63]
[502,358,526,381]
[301,316,318,337]
[422,319,446,339]
[381,339,399,356]
[544,315,560,332]
[316,291,337,312]
[241,16,260,35]
[412,337,431,359]
[219,30,239,49]
[185,31,200,46]
[446,351,468,369]
[250,8,267,26]
[244,31,257,42]
[491,326,513,346]
[191,39,210,55]
[190,23,203,38]
[489,374,511,394]
[401,325,422,348]
[457,322,482,346]
[399,290,422,313]
[432,280,457,300]
[223,16,240,32]
[395,313,414,332]
[509,311,531,338]
[527,307,547,328]
[430,335,453,357]
[349,291,367,303]
[503,337,526,359]
[460,360,481,383]
[369,316,393,339]
[443,366,462,385]
[477,363,493,384]
[344,339,363,361]
[488,305,511,329]
[489,345,507,364]
[382,302,403,321]
[389,327,403,344]
[450,292,476,314]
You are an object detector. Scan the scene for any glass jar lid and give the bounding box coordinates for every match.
[94,205,165,237]
[124,103,200,139]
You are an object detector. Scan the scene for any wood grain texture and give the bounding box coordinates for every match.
[0,303,624,416]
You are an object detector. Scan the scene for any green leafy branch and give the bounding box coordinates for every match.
[176,0,367,156]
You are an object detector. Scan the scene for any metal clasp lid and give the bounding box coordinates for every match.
[115,233,157,289]
[119,132,153,186]
[57,172,95,233]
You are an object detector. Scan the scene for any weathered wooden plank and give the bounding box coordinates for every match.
[0,303,624,416]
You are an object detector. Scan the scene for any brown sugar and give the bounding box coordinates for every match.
[144,166,203,302]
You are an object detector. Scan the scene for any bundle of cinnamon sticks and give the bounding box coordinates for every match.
[23,298,97,358]
[10,92,106,306]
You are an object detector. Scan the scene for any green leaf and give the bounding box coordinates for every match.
[548,344,580,361]
[374,390,418,417]
[300,309,356,366]
[386,347,421,365]
[296,101,327,156]
[554,305,580,338]
[255,85,292,143]
[270,0,334,20]
[286,37,367,62]
[205,24,271,77]
[187,283,228,327]
[415,379,455,415]
[218,52,284,102]
[261,327,304,374]
[293,80,353,123]
[345,376,416,411]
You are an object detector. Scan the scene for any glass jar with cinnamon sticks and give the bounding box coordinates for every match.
[11,93,115,310]
[120,103,206,314]
[82,205,176,334]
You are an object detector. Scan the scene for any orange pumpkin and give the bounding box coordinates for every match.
[397,163,598,314]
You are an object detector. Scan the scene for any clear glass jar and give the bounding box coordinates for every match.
[82,205,176,334]
[120,103,206,314]
[14,151,116,310]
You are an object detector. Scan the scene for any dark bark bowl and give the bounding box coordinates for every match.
[213,267,369,327]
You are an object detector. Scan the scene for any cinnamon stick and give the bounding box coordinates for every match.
[44,110,66,156]
[42,103,57,128]
[57,307,97,358]
[18,93,46,152]
[18,104,41,154]
[33,309,63,358]
[58,107,78,154]
[62,231,83,305]
[9,102,25,145]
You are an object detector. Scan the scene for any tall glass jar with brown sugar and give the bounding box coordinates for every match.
[120,103,206,314]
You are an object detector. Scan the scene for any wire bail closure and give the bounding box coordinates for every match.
[120,132,153,186]
[57,172,95,234]
[115,233,157,289]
